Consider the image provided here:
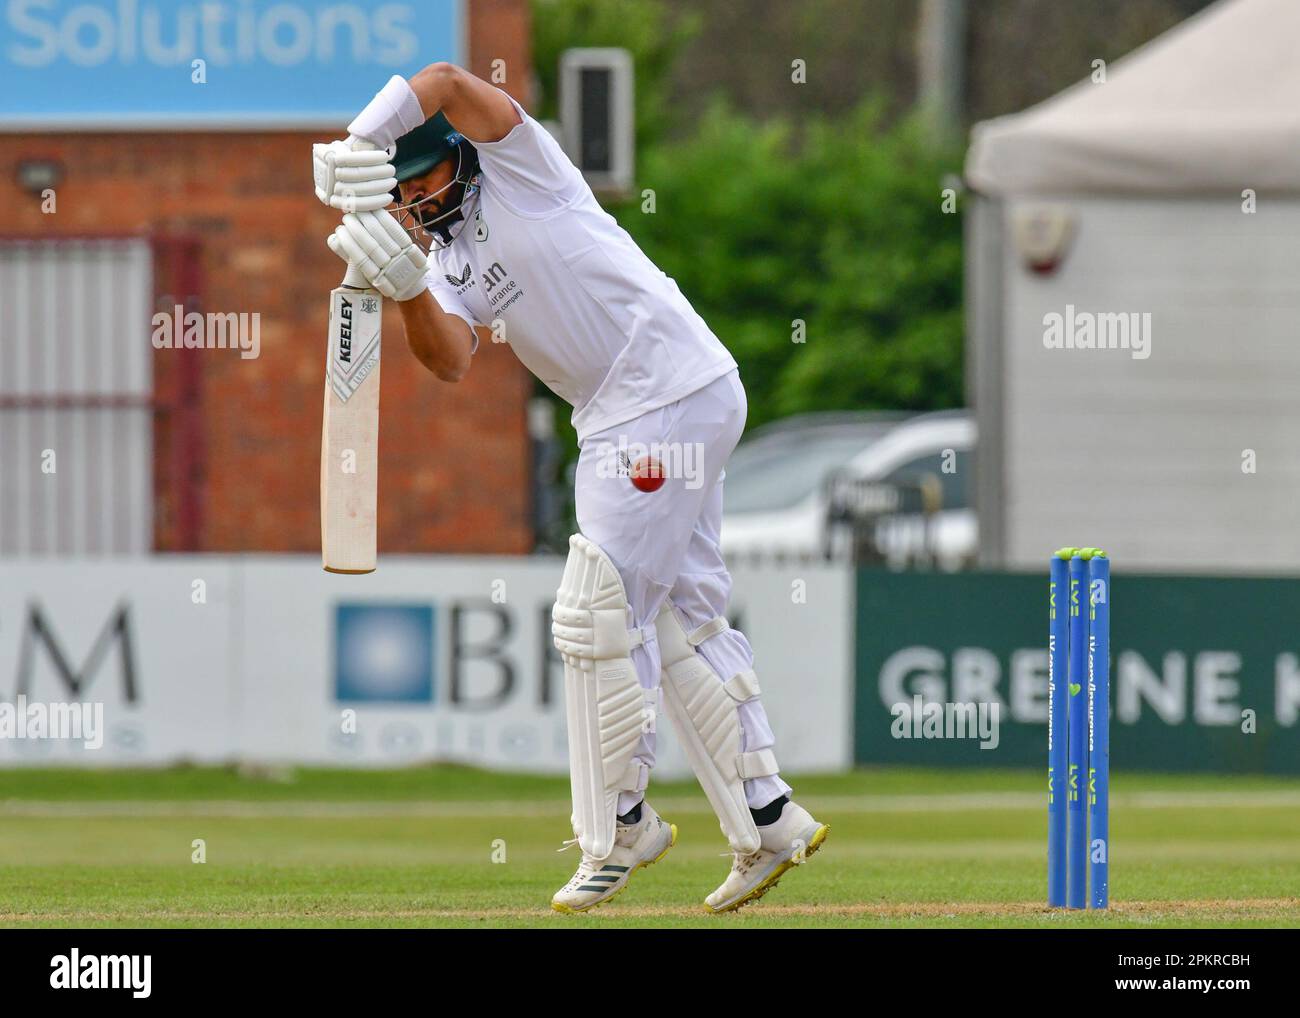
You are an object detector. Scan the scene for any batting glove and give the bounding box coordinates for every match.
[327,210,429,302]
[313,138,397,213]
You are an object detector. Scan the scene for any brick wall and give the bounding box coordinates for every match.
[0,0,535,555]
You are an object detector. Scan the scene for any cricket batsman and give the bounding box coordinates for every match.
[312,64,828,913]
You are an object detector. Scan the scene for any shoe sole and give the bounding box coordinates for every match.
[552,824,678,915]
[706,823,830,915]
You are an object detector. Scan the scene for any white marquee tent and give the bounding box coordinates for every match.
[963,0,1300,572]
[967,0,1300,196]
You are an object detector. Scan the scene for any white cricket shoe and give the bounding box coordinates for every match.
[705,800,829,914]
[552,803,677,914]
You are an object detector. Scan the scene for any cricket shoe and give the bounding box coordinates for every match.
[551,803,677,914]
[705,800,829,914]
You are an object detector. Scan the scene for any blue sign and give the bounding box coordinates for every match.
[1,0,462,127]
[334,603,435,704]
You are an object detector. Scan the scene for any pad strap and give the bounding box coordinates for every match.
[738,749,780,780]
[687,616,729,645]
[627,624,658,650]
[723,669,761,702]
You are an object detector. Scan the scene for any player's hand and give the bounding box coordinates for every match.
[327,210,429,302]
[312,138,396,212]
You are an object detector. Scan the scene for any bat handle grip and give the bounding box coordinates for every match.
[340,137,379,290]
[342,262,370,289]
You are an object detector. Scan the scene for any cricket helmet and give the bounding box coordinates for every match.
[390,112,481,250]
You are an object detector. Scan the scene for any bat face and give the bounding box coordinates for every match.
[321,282,382,573]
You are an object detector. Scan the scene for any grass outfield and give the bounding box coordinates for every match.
[0,765,1297,928]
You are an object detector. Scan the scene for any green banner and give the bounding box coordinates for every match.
[854,570,1300,773]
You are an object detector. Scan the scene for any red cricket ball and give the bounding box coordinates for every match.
[630,456,666,493]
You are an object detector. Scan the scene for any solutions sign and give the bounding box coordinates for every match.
[1,0,462,127]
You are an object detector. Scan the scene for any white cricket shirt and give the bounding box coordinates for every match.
[424,96,738,440]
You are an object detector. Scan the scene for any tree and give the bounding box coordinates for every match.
[619,99,965,429]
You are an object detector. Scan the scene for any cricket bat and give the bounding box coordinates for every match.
[321,258,382,573]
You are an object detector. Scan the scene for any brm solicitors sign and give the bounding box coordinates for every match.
[13,601,139,701]
[0,558,854,776]
[0,561,234,762]
[2,601,137,754]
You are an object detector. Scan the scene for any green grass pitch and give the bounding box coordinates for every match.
[0,765,1297,928]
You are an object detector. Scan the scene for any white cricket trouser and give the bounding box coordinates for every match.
[573,369,791,814]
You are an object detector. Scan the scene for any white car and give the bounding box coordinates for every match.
[721,410,977,570]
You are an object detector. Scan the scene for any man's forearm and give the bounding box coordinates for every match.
[399,289,473,382]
